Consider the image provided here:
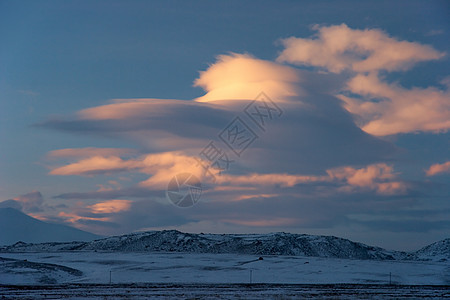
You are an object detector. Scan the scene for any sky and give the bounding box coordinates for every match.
[0,0,449,251]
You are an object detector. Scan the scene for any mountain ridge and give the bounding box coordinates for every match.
[1,229,448,262]
[0,207,101,245]
[1,208,447,261]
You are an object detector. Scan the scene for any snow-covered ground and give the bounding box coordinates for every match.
[1,251,448,286]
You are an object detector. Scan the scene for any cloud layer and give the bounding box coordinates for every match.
[26,24,449,247]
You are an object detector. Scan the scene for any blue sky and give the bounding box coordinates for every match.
[0,0,449,251]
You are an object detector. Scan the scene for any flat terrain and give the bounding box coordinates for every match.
[1,252,448,298]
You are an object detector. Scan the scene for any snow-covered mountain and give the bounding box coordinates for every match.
[1,225,447,262]
[407,238,450,262]
[0,208,101,245]
[1,229,406,260]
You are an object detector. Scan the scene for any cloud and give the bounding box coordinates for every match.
[12,191,44,213]
[425,29,444,37]
[40,52,396,173]
[194,53,301,102]
[275,24,449,136]
[216,173,327,187]
[35,26,447,243]
[87,199,132,214]
[327,163,407,195]
[338,73,450,136]
[277,24,445,73]
[214,163,407,195]
[49,151,213,189]
[48,147,136,158]
[58,211,111,224]
[49,145,406,196]
[38,98,236,152]
[50,156,141,176]
[425,161,450,176]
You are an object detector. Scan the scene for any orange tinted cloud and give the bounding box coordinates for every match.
[13,191,44,212]
[48,150,218,189]
[49,147,407,196]
[58,211,111,224]
[78,98,188,120]
[50,156,140,176]
[276,24,448,136]
[234,194,279,201]
[194,53,300,102]
[87,199,132,214]
[425,161,450,176]
[212,164,406,195]
[339,73,450,136]
[277,24,444,73]
[328,163,407,195]
[138,152,212,189]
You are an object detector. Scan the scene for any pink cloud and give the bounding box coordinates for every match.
[49,156,141,176]
[48,151,219,189]
[277,24,445,73]
[49,147,407,197]
[275,24,448,136]
[338,73,450,136]
[78,98,193,120]
[425,161,450,176]
[328,163,407,195]
[212,164,407,196]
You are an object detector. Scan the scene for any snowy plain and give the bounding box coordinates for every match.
[1,251,448,285]
[1,251,449,299]
[1,230,449,298]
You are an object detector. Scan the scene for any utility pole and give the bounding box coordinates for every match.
[249,270,252,284]
[389,272,391,285]
[109,270,112,284]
